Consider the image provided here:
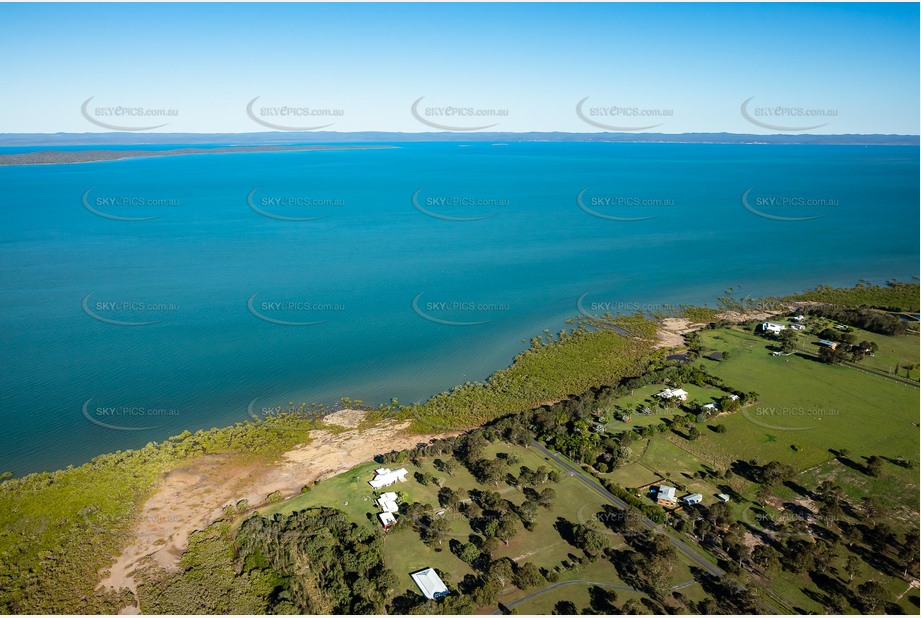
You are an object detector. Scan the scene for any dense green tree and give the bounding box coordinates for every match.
[513,562,544,590]
[572,522,610,557]
[752,544,781,574]
[856,580,888,614]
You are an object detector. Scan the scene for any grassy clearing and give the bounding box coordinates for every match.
[843,329,919,379]
[260,460,382,530]
[608,321,919,615]
[691,327,918,472]
[383,526,475,598]
[509,556,704,615]
[262,439,710,611]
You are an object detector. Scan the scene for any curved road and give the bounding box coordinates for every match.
[529,440,781,614]
[491,578,696,614]
[530,440,724,578]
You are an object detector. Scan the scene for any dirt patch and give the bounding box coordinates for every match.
[320,408,366,429]
[741,530,762,550]
[713,308,783,324]
[97,420,457,609]
[655,318,705,350]
[791,496,818,513]
[655,308,787,351]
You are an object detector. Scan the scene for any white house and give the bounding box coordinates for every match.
[717,493,731,502]
[702,403,718,412]
[656,388,688,401]
[728,394,740,401]
[411,567,450,600]
[761,322,785,334]
[682,493,703,505]
[378,511,396,529]
[369,467,408,489]
[790,324,806,331]
[378,498,399,513]
[657,485,677,505]
[790,315,805,322]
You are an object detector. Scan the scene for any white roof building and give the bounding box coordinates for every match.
[657,485,677,503]
[379,499,399,513]
[411,567,449,600]
[369,467,408,489]
[702,403,718,411]
[717,493,731,502]
[761,322,785,334]
[656,388,688,401]
[378,512,396,528]
[682,493,703,505]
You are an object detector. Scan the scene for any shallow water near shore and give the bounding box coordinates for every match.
[0,142,917,475]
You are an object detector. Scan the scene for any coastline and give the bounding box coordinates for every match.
[96,409,460,608]
[94,307,785,606]
[2,280,917,612]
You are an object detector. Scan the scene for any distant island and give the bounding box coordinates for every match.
[1,132,916,165]
[0,143,395,166]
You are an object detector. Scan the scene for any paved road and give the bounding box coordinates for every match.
[491,578,696,614]
[530,440,783,614]
[530,440,724,578]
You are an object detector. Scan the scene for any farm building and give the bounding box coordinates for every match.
[369,467,408,489]
[682,493,703,505]
[410,567,450,600]
[378,512,396,529]
[377,492,399,513]
[656,388,688,401]
[656,485,677,506]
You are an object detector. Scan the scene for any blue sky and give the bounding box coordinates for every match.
[0,2,917,134]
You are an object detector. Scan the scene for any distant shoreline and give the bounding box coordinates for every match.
[0,144,398,166]
[1,131,918,150]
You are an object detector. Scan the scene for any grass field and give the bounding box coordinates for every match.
[692,327,918,473]
[260,460,383,530]
[257,321,917,614]
[506,560,642,614]
[838,329,919,380]
[261,439,709,611]
[621,323,920,614]
[507,556,705,615]
[605,383,733,432]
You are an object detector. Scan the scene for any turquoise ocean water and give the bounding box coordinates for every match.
[0,142,917,475]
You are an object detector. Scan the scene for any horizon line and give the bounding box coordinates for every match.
[2,130,919,138]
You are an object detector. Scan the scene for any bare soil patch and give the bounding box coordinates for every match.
[98,419,457,610]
